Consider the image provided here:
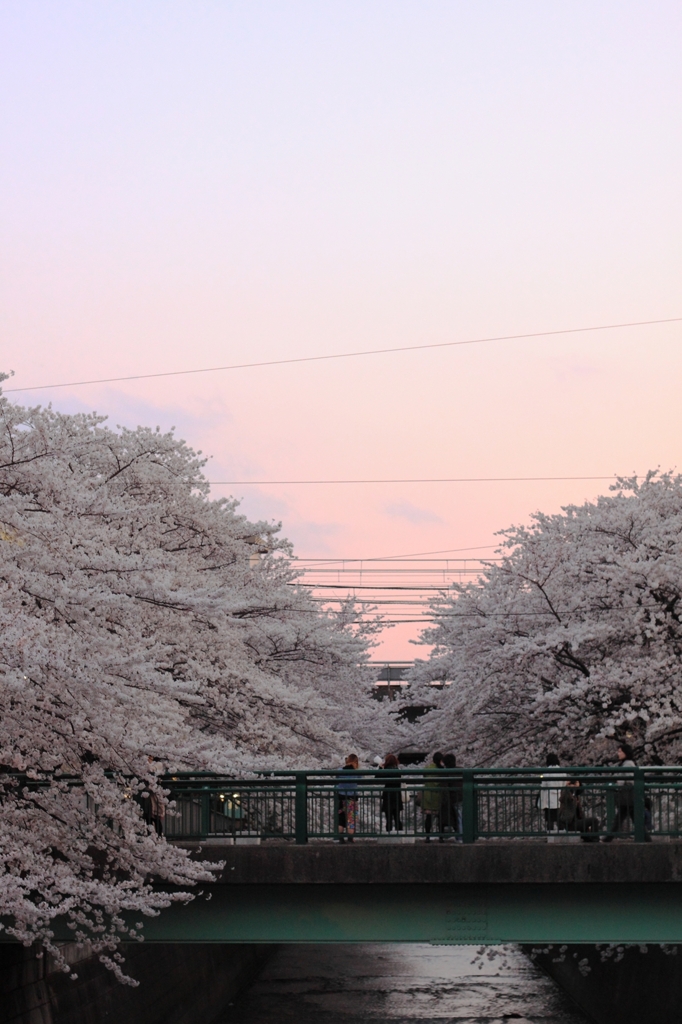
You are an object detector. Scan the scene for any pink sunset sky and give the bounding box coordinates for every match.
[2,2,682,659]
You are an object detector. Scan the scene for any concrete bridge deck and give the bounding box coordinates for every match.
[113,841,682,946]
[10,843,682,946]
[189,839,682,885]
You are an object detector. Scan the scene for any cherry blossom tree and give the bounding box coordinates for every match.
[0,377,379,976]
[410,474,682,766]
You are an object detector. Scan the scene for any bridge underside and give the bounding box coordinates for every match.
[153,842,682,943]
[103,882,682,944]
[9,844,682,945]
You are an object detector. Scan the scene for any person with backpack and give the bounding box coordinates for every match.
[557,778,600,841]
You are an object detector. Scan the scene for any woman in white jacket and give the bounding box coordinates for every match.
[539,753,567,832]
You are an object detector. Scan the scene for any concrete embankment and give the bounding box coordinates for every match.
[526,943,682,1024]
[2,942,277,1024]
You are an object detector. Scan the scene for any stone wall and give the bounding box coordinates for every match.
[196,839,682,885]
[526,943,682,1024]
[2,942,276,1024]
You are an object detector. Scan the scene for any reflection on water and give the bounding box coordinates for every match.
[220,943,589,1023]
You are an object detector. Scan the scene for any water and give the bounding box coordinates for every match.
[220,943,589,1023]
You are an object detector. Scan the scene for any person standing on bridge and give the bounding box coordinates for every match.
[539,753,566,833]
[602,743,651,842]
[422,751,444,841]
[381,753,403,833]
[337,753,359,843]
[557,778,600,840]
[439,753,463,840]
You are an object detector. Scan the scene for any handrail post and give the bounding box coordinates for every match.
[634,767,646,842]
[295,772,308,845]
[462,770,476,843]
[201,786,211,840]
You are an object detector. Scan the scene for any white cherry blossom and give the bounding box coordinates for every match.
[411,473,682,766]
[0,377,378,976]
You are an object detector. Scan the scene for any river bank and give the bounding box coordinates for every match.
[2,942,276,1024]
[6,941,680,1023]
[528,943,682,1024]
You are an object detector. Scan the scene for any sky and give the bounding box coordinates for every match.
[2,1,682,658]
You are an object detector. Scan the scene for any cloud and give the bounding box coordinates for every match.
[551,358,602,384]
[13,385,234,439]
[384,501,443,525]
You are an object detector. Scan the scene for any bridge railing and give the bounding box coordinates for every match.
[159,767,682,844]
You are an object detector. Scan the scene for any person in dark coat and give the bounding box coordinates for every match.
[381,753,403,832]
[602,742,651,842]
[557,779,600,841]
[439,753,463,840]
[422,750,444,841]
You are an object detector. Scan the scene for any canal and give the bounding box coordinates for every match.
[220,943,589,1023]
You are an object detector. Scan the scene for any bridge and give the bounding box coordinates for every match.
[160,765,674,845]
[112,843,682,945]
[154,766,682,944]
[9,767,682,945]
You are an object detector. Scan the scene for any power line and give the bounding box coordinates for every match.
[294,561,497,569]
[305,604,674,618]
[209,475,615,485]
[298,584,463,591]
[295,544,499,562]
[5,316,680,393]
[311,600,444,606]
[296,557,495,563]
[297,565,497,572]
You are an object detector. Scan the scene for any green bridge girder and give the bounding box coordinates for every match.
[7,844,682,945]
[146,842,682,943]
[118,882,682,944]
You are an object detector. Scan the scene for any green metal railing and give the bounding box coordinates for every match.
[158,766,682,844]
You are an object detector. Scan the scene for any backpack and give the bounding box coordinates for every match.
[559,786,579,825]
